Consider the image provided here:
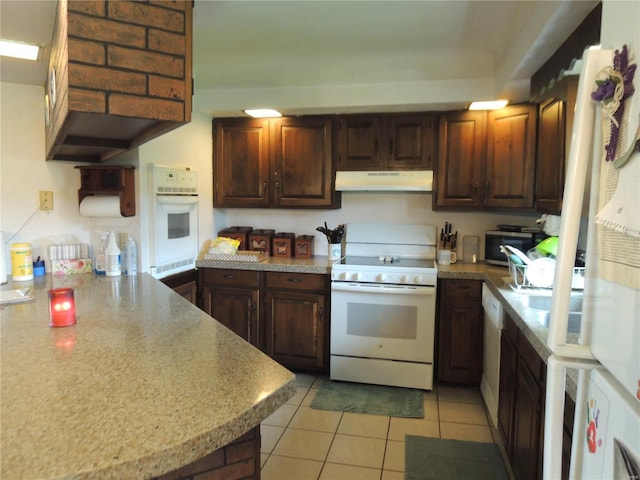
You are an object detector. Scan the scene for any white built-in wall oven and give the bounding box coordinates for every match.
[330,224,438,390]
[148,164,199,279]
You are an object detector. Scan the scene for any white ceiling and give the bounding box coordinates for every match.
[0,0,598,117]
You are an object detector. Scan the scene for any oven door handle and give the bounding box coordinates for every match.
[331,283,435,295]
[157,195,199,205]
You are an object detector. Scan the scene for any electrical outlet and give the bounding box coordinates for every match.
[118,232,128,250]
[39,191,53,211]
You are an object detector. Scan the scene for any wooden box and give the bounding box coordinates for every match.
[218,226,253,250]
[248,229,276,255]
[295,235,314,258]
[272,232,296,258]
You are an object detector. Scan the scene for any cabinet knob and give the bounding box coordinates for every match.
[275,181,279,193]
[485,180,490,191]
[224,274,236,279]
[262,181,267,192]
[473,182,479,191]
[288,277,301,283]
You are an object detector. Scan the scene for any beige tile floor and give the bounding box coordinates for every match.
[260,373,507,480]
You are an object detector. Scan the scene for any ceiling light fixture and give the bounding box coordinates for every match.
[468,100,509,111]
[244,109,282,118]
[0,39,40,61]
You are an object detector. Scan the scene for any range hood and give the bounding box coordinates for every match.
[335,170,433,192]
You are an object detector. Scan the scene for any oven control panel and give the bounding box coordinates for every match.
[331,269,436,286]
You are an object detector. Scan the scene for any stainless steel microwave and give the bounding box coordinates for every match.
[484,230,546,266]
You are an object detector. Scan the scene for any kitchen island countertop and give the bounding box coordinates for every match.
[0,273,296,479]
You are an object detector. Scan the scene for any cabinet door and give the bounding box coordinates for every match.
[213,119,270,207]
[265,289,326,370]
[387,114,434,169]
[535,98,565,213]
[498,329,518,457]
[435,111,486,208]
[337,116,384,170]
[161,269,198,306]
[512,358,543,480]
[437,297,483,384]
[270,117,336,208]
[202,284,260,346]
[485,105,537,209]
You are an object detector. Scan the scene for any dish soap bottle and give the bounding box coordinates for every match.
[94,231,108,275]
[105,231,121,276]
[123,235,137,276]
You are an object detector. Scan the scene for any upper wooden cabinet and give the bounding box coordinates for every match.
[213,117,340,209]
[535,98,566,213]
[485,104,537,209]
[435,110,487,208]
[435,105,537,211]
[337,114,435,170]
[45,0,192,162]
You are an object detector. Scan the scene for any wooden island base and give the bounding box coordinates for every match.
[156,427,261,480]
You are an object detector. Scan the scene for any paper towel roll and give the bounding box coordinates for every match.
[79,196,123,217]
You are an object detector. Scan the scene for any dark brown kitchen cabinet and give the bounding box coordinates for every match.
[199,269,261,347]
[435,110,487,208]
[498,313,546,480]
[264,272,329,371]
[437,279,483,385]
[213,117,339,209]
[485,104,537,209]
[535,98,566,213]
[337,114,435,170]
[46,0,192,162]
[435,105,537,211]
[161,269,198,306]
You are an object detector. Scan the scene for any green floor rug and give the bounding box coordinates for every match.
[405,435,509,480]
[310,381,424,418]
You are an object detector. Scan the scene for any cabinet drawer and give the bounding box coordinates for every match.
[518,333,544,382]
[200,268,260,288]
[442,279,482,298]
[266,272,326,291]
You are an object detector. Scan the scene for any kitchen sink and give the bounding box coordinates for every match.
[519,293,583,333]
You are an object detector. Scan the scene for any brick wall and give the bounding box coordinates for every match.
[65,0,192,122]
[155,426,261,480]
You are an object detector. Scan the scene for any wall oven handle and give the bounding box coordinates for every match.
[331,282,435,295]
[156,195,199,205]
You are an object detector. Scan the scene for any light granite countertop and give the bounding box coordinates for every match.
[1,273,296,480]
[196,255,335,274]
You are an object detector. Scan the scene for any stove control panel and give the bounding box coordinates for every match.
[331,269,436,286]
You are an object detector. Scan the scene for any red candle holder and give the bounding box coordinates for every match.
[48,288,76,327]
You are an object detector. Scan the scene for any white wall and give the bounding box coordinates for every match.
[214,193,540,259]
[1,83,90,268]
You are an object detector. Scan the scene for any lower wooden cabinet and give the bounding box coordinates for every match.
[200,269,261,347]
[265,272,328,371]
[160,269,198,305]
[199,268,329,372]
[498,313,546,480]
[437,279,484,385]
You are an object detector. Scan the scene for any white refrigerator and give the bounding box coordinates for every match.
[543,46,640,479]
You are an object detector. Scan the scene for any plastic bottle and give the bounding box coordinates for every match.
[105,231,121,276]
[11,243,33,281]
[123,235,137,276]
[94,232,108,275]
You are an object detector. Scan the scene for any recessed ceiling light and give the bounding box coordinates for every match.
[468,100,509,111]
[244,109,282,118]
[0,39,40,61]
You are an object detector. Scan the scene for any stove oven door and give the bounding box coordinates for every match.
[330,282,436,363]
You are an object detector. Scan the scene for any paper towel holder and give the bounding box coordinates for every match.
[76,166,136,217]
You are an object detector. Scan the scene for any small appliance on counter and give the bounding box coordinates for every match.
[484,225,546,267]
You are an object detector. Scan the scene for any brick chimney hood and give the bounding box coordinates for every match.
[45,0,193,162]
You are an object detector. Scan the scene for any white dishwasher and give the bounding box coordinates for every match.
[481,283,503,428]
